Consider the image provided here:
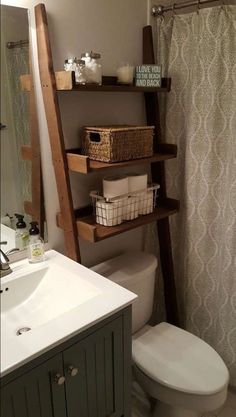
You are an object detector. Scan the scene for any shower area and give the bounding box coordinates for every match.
[0,5,31,224]
[146,1,236,388]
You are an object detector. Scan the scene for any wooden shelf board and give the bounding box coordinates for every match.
[21,71,171,93]
[64,84,170,93]
[57,198,179,243]
[56,73,171,93]
[66,143,177,174]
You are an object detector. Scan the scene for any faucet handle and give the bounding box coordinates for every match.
[6,248,20,256]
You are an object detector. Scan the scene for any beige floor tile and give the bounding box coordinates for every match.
[227,391,236,410]
[218,406,236,417]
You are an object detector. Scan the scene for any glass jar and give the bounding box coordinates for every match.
[64,57,86,85]
[81,51,102,85]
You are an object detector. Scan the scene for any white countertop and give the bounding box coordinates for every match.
[0,250,137,377]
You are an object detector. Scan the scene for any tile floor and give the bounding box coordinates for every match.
[132,383,236,417]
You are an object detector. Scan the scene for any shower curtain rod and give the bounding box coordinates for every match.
[152,0,222,16]
[6,39,29,49]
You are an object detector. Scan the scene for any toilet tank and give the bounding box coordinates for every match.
[92,251,158,333]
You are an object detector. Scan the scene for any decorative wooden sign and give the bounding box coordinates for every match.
[135,65,161,87]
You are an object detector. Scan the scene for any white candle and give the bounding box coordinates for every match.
[117,64,134,84]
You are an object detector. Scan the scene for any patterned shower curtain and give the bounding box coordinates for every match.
[146,6,236,386]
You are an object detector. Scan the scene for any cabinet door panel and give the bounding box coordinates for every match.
[1,354,66,417]
[64,341,90,417]
[64,317,124,417]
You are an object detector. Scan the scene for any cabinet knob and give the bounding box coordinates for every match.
[68,365,79,377]
[54,373,66,385]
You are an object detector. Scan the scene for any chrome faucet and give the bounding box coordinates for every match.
[0,242,19,278]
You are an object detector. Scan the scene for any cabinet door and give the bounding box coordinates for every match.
[0,354,67,417]
[63,317,124,417]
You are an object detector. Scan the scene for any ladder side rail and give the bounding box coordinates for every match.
[35,3,81,262]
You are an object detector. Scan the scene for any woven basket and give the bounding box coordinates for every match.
[82,125,154,163]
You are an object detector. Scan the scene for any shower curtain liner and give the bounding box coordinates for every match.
[145,5,236,386]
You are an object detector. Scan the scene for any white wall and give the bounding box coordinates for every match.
[2,0,150,266]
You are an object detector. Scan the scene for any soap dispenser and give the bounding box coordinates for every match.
[15,214,29,250]
[28,221,45,263]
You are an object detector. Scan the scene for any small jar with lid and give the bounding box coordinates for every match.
[64,57,86,85]
[81,51,102,85]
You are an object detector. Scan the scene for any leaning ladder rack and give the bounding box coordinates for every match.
[34,3,179,325]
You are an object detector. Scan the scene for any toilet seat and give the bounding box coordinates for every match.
[132,322,229,395]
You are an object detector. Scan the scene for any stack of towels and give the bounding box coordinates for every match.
[96,173,156,226]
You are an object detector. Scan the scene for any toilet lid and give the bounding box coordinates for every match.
[132,323,229,395]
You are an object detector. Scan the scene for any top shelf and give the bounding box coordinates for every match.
[20,72,171,93]
[55,72,171,93]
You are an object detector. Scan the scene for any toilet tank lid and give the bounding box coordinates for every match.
[91,251,158,285]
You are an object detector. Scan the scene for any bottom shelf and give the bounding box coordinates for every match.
[57,198,179,243]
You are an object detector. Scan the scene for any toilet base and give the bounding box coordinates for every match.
[153,400,201,417]
[133,362,228,417]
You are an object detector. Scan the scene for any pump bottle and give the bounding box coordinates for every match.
[28,221,45,263]
[15,214,29,250]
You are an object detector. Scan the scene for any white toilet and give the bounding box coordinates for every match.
[93,251,229,417]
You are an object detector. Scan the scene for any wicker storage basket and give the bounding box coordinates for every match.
[82,125,154,163]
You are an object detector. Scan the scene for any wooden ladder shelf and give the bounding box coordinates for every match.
[35,3,179,325]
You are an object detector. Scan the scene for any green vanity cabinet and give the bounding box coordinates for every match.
[1,308,132,417]
[64,317,124,417]
[0,354,67,417]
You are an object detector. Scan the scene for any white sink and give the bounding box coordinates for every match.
[0,250,136,376]
[1,262,100,334]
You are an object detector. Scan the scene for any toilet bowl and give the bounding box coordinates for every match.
[92,251,229,417]
[133,323,229,417]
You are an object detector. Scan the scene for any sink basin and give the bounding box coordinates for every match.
[1,261,100,336]
[1,250,136,376]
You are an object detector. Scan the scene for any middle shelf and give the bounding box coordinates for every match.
[66,143,177,174]
[56,198,180,243]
